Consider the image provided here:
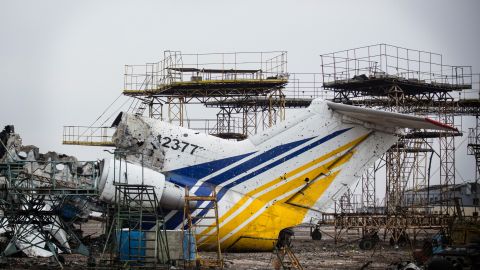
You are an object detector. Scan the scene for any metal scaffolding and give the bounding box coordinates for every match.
[62,126,115,147]
[124,51,288,138]
[63,51,290,143]
[467,76,480,215]
[319,44,476,246]
[100,153,170,268]
[361,164,377,212]
[0,160,98,267]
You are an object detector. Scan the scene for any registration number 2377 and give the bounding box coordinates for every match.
[157,135,201,155]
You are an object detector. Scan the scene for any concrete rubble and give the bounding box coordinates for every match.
[0,125,96,190]
[0,125,99,258]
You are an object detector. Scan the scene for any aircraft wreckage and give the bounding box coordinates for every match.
[0,99,458,264]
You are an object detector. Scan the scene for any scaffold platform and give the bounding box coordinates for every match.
[62,126,116,147]
[124,77,288,97]
[123,51,288,100]
[320,213,453,238]
[204,96,312,108]
[323,74,471,95]
[320,44,473,100]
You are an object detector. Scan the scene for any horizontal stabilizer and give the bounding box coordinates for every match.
[326,101,457,132]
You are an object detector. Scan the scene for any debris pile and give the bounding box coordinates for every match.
[0,125,96,189]
[0,125,99,261]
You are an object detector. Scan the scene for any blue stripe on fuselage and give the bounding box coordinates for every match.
[191,127,352,227]
[164,127,352,229]
[164,152,255,229]
[221,127,351,191]
[164,137,314,229]
[194,136,315,196]
[164,152,256,187]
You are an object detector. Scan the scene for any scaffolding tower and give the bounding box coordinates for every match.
[467,77,480,215]
[361,164,377,212]
[123,51,288,138]
[63,51,290,145]
[101,153,170,268]
[320,44,476,245]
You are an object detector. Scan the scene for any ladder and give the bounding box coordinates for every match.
[133,99,149,116]
[183,186,223,269]
[273,245,303,270]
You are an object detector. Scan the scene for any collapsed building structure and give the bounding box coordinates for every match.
[0,125,98,264]
[0,126,173,268]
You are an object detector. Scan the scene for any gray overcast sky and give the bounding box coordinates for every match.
[1,0,479,194]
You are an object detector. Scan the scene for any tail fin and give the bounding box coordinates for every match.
[110,99,457,236]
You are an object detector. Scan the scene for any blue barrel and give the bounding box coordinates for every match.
[60,203,79,220]
[183,231,197,261]
[117,230,145,262]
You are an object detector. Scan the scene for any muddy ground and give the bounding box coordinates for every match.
[221,226,413,269]
[0,224,419,269]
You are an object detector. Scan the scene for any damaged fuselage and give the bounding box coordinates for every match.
[97,98,457,252]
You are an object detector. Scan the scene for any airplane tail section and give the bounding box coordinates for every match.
[110,99,457,208]
[277,100,457,218]
[108,99,457,250]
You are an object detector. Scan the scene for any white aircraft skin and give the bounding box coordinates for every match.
[107,98,455,252]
